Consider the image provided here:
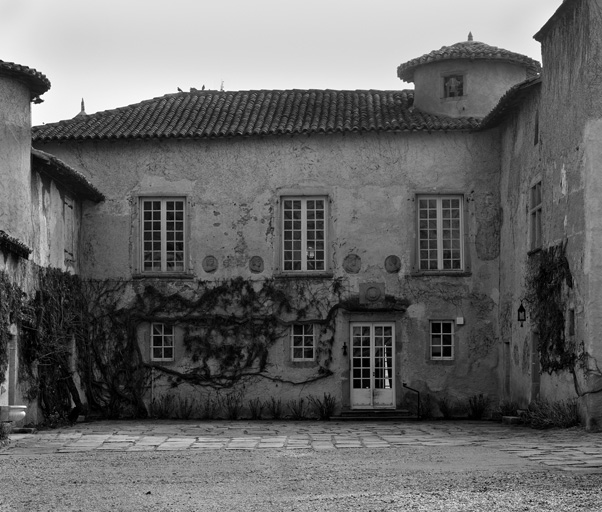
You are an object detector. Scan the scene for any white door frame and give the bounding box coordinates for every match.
[350,322,396,409]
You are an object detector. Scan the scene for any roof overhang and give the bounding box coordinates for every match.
[31,148,104,202]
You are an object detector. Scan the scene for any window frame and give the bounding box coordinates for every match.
[279,195,330,275]
[138,196,188,275]
[416,194,465,273]
[430,320,455,361]
[442,74,465,99]
[291,324,316,362]
[529,181,542,252]
[150,322,175,362]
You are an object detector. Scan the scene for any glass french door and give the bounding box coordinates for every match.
[350,323,395,409]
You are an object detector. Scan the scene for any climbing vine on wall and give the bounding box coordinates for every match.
[525,241,574,374]
[19,267,88,424]
[77,275,346,418]
[0,272,25,385]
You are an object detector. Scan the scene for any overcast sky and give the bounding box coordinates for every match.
[1,0,560,126]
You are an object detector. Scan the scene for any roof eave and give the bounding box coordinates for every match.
[31,148,105,202]
[478,76,542,130]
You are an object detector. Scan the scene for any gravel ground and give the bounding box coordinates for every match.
[1,443,602,511]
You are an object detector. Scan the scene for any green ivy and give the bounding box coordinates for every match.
[525,242,574,374]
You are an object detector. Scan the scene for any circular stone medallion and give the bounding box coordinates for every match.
[384,255,401,273]
[249,256,264,274]
[202,255,219,273]
[343,254,361,274]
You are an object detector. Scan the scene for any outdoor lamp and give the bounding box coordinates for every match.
[342,342,348,356]
[517,301,526,327]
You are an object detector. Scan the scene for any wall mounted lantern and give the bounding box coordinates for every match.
[342,342,348,356]
[517,301,526,327]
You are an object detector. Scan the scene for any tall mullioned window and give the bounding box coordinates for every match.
[417,196,463,271]
[282,197,327,272]
[141,198,186,273]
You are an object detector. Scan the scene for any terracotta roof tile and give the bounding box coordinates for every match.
[0,60,50,101]
[32,89,481,142]
[31,149,104,202]
[479,76,542,130]
[0,230,31,259]
[398,40,541,83]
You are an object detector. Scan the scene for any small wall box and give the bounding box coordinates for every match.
[456,317,465,325]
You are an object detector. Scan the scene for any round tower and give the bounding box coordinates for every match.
[0,60,50,246]
[397,34,541,118]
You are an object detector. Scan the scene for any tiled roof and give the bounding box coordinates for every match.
[0,60,50,102]
[479,76,542,130]
[31,149,105,202]
[0,230,31,259]
[398,40,542,83]
[31,89,481,142]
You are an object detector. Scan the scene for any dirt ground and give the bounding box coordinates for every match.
[1,443,602,512]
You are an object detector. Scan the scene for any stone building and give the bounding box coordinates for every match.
[2,0,601,427]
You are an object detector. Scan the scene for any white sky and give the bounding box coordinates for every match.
[0,0,561,126]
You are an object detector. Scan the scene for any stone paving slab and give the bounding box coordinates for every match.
[3,420,602,472]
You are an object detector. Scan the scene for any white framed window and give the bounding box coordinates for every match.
[141,198,186,273]
[282,197,327,272]
[529,182,542,251]
[430,321,454,360]
[151,323,175,361]
[417,195,464,271]
[291,324,315,361]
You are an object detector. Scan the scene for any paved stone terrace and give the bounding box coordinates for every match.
[3,420,602,472]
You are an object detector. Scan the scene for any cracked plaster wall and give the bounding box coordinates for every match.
[499,0,602,426]
[37,128,502,407]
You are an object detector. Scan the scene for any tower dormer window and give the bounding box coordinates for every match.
[443,75,464,98]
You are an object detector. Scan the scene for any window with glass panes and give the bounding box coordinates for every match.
[282,197,326,272]
[430,321,454,360]
[291,324,315,361]
[141,198,185,273]
[417,196,463,271]
[151,323,174,361]
[529,182,542,251]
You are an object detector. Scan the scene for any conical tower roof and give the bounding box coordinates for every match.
[397,36,541,83]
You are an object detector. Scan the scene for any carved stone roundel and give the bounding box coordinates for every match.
[202,255,219,273]
[343,254,361,274]
[385,255,401,273]
[249,256,264,274]
[365,286,382,302]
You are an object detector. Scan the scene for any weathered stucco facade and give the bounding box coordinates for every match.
[37,127,502,414]
[495,0,602,429]
[4,0,602,427]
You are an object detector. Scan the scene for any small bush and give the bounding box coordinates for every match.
[287,398,307,420]
[421,393,434,420]
[0,422,10,447]
[437,396,457,419]
[498,400,520,417]
[248,397,264,420]
[308,393,337,420]
[523,398,580,429]
[175,397,196,419]
[151,394,175,419]
[467,394,491,420]
[222,391,244,420]
[199,393,221,419]
[265,397,283,419]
